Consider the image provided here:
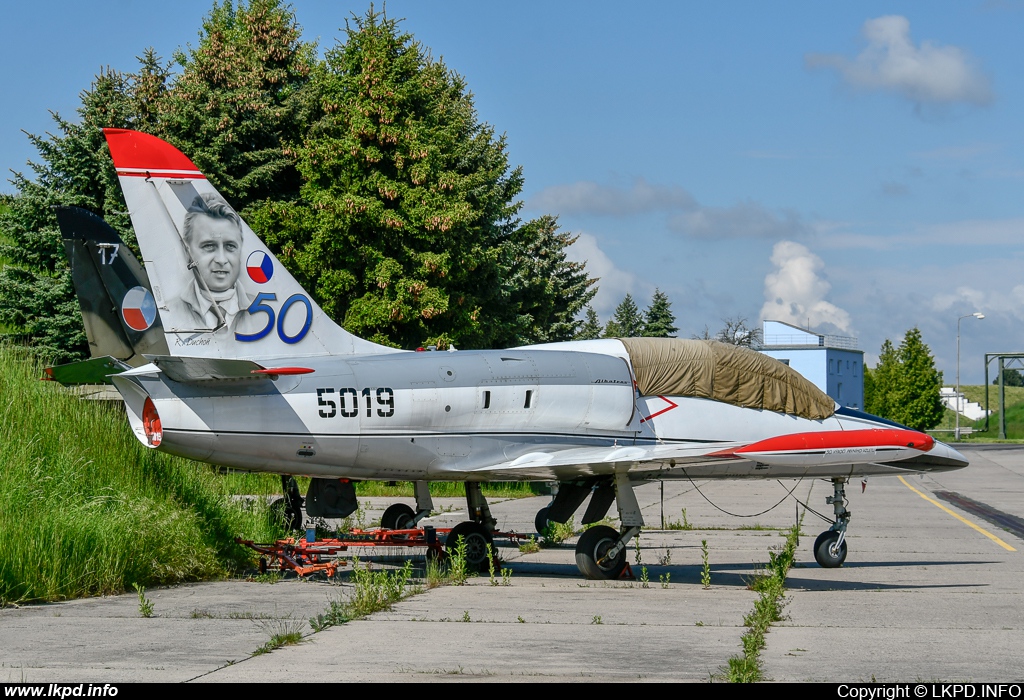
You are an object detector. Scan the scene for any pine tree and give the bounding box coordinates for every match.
[642,288,677,338]
[502,216,596,345]
[161,0,314,214]
[864,330,944,430]
[0,60,168,360]
[255,7,566,349]
[575,306,603,340]
[605,294,644,338]
[865,339,897,419]
[893,328,945,430]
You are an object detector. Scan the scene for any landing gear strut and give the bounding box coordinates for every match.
[814,478,850,568]
[380,481,435,530]
[574,471,642,580]
[270,475,304,531]
[446,482,496,571]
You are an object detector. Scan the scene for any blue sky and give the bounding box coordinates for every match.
[3,1,1022,383]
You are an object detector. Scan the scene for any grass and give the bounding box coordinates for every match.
[721,524,801,683]
[210,474,546,499]
[0,344,284,605]
[700,539,711,589]
[252,618,305,655]
[664,508,694,530]
[133,583,154,618]
[309,559,416,632]
[540,519,578,546]
[924,385,1024,441]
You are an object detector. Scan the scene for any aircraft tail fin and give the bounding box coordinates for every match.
[102,129,400,360]
[56,206,169,365]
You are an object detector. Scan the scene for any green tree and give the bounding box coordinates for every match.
[604,294,644,338]
[0,60,168,361]
[161,0,315,214]
[1,2,595,356]
[642,288,677,338]
[501,216,595,345]
[864,329,944,430]
[993,368,1024,387]
[575,306,603,340]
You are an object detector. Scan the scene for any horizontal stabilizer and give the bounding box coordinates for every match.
[144,355,314,383]
[43,356,132,386]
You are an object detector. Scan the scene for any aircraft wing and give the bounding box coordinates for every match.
[472,429,938,481]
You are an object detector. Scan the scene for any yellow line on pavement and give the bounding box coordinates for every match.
[898,476,1016,552]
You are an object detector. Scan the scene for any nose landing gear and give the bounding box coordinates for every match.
[814,477,850,568]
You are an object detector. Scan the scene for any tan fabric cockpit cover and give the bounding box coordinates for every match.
[618,338,835,421]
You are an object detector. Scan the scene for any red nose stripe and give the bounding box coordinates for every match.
[709,429,933,458]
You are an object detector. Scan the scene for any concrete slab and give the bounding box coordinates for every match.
[762,448,1024,682]
[4,446,1022,683]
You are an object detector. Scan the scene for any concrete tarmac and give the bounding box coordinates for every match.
[2,446,1022,683]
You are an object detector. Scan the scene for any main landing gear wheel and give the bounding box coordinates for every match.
[813,531,848,568]
[534,506,550,535]
[381,503,416,530]
[575,525,627,580]
[446,521,494,572]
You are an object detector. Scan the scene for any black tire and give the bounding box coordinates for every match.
[446,521,494,572]
[381,503,416,530]
[534,506,550,535]
[813,530,848,568]
[575,525,627,580]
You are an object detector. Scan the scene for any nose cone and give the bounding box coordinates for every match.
[890,439,970,472]
[927,440,970,470]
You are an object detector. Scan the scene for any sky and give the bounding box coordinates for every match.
[2,0,1022,383]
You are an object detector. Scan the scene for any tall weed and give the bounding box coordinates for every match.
[0,345,283,604]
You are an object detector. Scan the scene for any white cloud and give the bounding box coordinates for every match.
[807,15,993,106]
[527,178,695,217]
[530,179,808,240]
[669,201,807,240]
[930,284,1024,320]
[760,241,853,334]
[815,217,1024,251]
[564,232,638,316]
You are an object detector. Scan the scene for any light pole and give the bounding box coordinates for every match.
[956,312,985,441]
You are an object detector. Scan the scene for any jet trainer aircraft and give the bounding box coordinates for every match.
[93,128,968,579]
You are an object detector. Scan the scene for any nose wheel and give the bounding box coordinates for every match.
[813,530,848,567]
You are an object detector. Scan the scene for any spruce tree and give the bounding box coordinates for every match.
[864,330,944,430]
[576,306,603,340]
[256,8,557,349]
[893,328,945,430]
[502,216,596,345]
[643,288,677,338]
[161,0,314,214]
[0,61,168,360]
[605,294,644,338]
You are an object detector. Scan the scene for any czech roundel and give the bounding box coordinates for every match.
[246,251,274,284]
[121,286,157,332]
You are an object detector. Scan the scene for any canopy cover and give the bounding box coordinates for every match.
[619,338,836,421]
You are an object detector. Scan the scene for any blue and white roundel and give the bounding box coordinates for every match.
[246,251,274,284]
[122,286,157,332]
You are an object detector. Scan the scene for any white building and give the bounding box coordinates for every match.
[758,320,864,410]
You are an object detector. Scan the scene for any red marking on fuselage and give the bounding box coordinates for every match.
[639,395,679,424]
[708,428,933,458]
